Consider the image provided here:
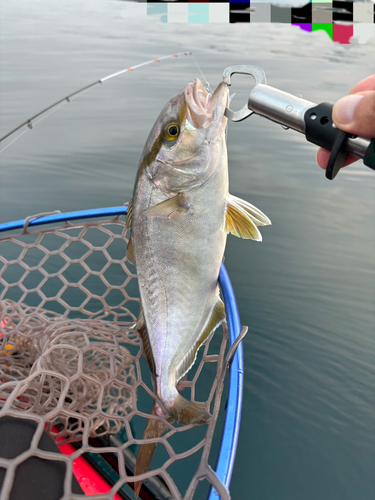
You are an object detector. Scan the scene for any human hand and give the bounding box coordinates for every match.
[316,75,375,170]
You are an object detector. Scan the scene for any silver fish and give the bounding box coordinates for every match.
[127,78,271,495]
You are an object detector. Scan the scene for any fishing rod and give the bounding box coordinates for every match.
[0,51,192,152]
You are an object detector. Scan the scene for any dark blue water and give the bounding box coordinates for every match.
[1,1,374,499]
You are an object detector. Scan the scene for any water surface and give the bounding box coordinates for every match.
[1,2,374,499]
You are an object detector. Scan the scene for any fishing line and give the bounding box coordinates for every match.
[190,55,213,94]
[0,51,192,151]
[0,101,68,154]
[0,129,29,155]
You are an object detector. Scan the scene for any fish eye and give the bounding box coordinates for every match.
[164,122,180,141]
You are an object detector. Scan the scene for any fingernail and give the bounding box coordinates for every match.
[334,94,364,124]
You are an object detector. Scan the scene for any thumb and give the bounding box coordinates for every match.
[332,91,375,138]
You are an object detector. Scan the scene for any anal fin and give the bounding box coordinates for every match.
[176,294,226,383]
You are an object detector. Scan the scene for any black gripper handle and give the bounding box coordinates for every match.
[304,102,344,150]
[304,102,349,180]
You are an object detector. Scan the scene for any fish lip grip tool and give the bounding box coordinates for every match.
[223,65,375,180]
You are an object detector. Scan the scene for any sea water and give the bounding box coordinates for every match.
[1,1,374,499]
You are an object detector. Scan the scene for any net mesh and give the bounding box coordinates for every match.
[0,214,238,500]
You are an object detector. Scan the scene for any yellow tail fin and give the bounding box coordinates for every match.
[134,403,170,498]
[166,393,211,425]
[134,396,210,497]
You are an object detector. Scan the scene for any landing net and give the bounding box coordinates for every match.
[0,208,245,500]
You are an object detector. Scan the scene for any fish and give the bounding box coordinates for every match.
[126,78,271,495]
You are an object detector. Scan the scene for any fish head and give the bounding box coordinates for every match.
[139,79,229,193]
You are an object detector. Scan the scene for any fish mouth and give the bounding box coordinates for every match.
[185,78,229,128]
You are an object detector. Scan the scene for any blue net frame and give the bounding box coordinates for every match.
[0,206,244,499]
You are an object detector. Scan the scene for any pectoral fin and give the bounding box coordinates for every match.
[224,194,271,241]
[145,193,190,219]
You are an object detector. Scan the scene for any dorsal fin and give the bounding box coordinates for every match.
[136,307,156,376]
[126,199,133,230]
[224,194,271,241]
[126,236,135,265]
[175,294,226,383]
[126,200,135,265]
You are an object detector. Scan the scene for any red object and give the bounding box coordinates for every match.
[333,24,353,45]
[1,324,121,497]
[52,428,122,499]
[0,319,6,332]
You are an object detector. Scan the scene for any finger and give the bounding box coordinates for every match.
[349,74,375,94]
[332,90,375,138]
[316,148,359,170]
[316,75,375,169]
